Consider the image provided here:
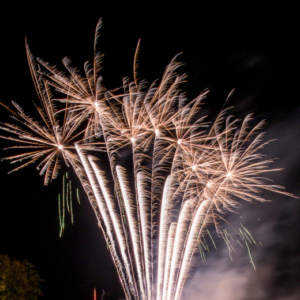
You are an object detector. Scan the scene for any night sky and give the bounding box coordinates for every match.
[0,3,299,300]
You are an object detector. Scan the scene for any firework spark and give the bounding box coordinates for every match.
[0,43,84,185]
[0,19,295,300]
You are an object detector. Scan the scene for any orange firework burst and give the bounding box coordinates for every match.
[0,19,296,300]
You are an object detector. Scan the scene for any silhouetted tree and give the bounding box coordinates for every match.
[0,254,43,300]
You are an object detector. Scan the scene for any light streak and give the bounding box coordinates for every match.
[75,143,133,299]
[58,194,62,237]
[89,157,138,298]
[70,190,74,224]
[63,187,65,231]
[157,176,171,300]
[174,200,209,300]
[116,165,146,300]
[77,188,81,204]
[58,174,78,235]
[162,223,177,300]
[137,172,152,300]
[167,201,190,300]
[66,182,70,213]
[70,180,72,207]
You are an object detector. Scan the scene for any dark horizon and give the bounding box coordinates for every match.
[0,4,299,300]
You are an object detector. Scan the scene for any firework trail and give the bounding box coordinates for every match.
[57,172,77,236]
[0,19,296,300]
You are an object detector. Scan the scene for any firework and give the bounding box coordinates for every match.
[0,19,295,300]
[0,43,83,185]
[58,172,78,236]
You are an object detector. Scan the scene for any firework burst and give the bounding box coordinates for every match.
[0,43,81,185]
[0,19,295,300]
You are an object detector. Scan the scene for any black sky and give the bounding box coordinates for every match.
[0,3,299,300]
